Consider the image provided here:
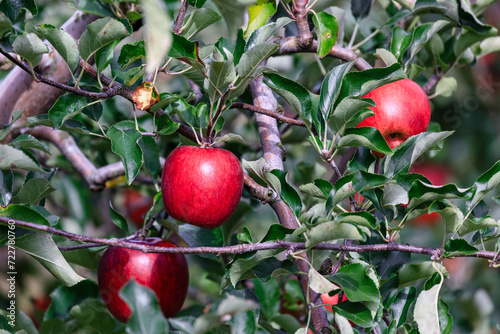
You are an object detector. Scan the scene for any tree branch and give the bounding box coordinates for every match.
[1,216,498,262]
[249,72,331,334]
[293,0,313,49]
[173,0,189,34]
[274,36,372,71]
[0,11,98,126]
[232,102,306,127]
[0,50,124,100]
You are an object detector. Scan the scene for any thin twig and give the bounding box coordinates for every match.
[232,102,306,127]
[173,0,189,34]
[1,216,498,260]
[0,49,124,100]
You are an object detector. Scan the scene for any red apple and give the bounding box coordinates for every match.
[408,163,451,226]
[124,188,153,227]
[321,292,349,312]
[98,238,189,322]
[161,145,244,229]
[357,79,431,156]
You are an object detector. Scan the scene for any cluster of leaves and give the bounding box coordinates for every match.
[1,0,500,333]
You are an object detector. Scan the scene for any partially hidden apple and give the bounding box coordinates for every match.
[408,163,451,226]
[357,79,431,156]
[98,238,189,322]
[321,292,349,313]
[124,188,154,227]
[161,145,244,229]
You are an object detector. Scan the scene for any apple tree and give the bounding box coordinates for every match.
[1,0,500,333]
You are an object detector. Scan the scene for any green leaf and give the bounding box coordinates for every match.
[414,277,443,334]
[466,160,500,213]
[407,181,471,211]
[16,233,86,286]
[389,287,416,328]
[106,121,143,185]
[312,12,339,58]
[68,299,119,333]
[139,136,161,179]
[393,0,416,10]
[473,36,500,58]
[319,61,355,127]
[266,169,302,217]
[181,8,222,40]
[337,127,393,155]
[0,12,12,37]
[0,145,44,173]
[216,133,246,145]
[330,97,375,135]
[118,40,146,68]
[326,171,388,213]
[79,17,130,62]
[0,110,24,142]
[332,302,374,327]
[95,39,118,74]
[35,24,80,72]
[299,179,333,200]
[307,220,370,247]
[156,114,181,135]
[48,94,91,128]
[212,0,256,39]
[444,239,478,257]
[308,266,340,294]
[15,311,38,334]
[336,64,406,107]
[187,0,208,8]
[331,263,380,303]
[352,0,372,19]
[245,0,277,38]
[142,0,172,74]
[263,72,313,130]
[408,20,449,64]
[433,77,457,98]
[12,33,49,67]
[120,280,168,333]
[0,171,13,206]
[398,262,448,289]
[10,134,50,154]
[245,17,293,51]
[208,53,236,97]
[168,32,201,60]
[44,280,99,320]
[11,178,54,205]
[438,299,453,334]
[109,203,130,233]
[253,278,280,319]
[242,158,267,183]
[229,42,278,99]
[391,26,412,61]
[384,131,454,178]
[0,204,50,226]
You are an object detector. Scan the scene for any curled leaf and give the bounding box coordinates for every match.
[132,82,161,110]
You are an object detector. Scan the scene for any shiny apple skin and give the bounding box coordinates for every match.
[321,293,349,312]
[97,238,189,323]
[357,79,431,152]
[161,146,244,229]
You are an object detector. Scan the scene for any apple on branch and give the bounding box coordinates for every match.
[356,79,431,157]
[98,238,189,322]
[161,145,244,229]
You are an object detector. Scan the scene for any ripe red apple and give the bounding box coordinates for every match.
[98,238,189,322]
[321,292,348,312]
[356,79,431,156]
[161,145,244,229]
[124,188,153,227]
[408,163,451,226]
